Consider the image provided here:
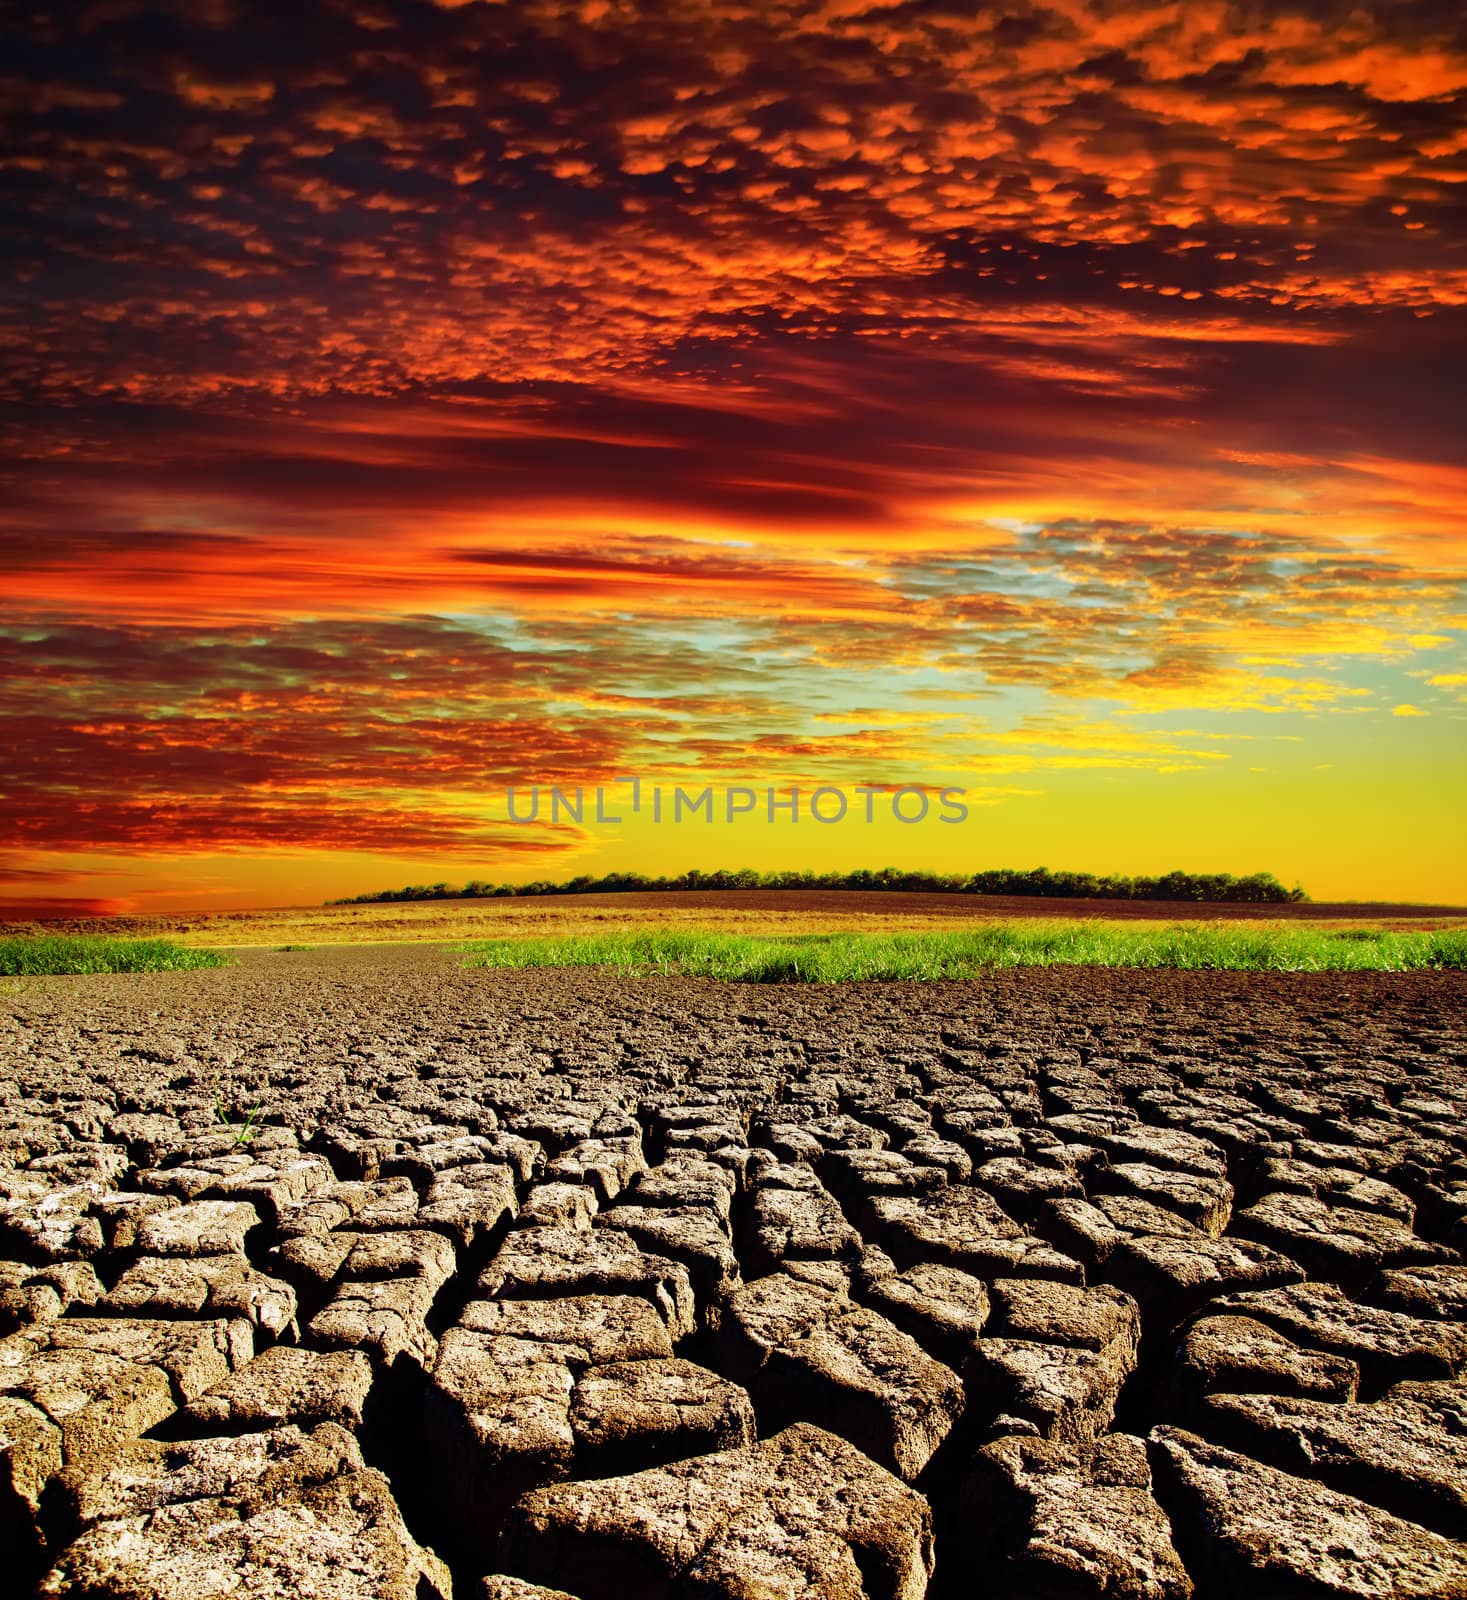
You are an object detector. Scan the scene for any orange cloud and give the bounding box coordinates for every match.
[1,0,1464,904]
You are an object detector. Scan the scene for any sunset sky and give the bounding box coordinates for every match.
[3,0,1465,915]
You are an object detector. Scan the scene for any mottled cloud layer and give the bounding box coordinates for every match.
[1,0,1463,903]
[6,0,1467,398]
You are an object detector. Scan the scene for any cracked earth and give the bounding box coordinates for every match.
[2,945,1465,1599]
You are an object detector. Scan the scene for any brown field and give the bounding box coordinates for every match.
[3,944,1465,1597]
[5,887,1465,947]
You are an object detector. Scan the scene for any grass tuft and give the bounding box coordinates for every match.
[214,1086,266,1147]
[0,936,232,976]
[460,923,1467,980]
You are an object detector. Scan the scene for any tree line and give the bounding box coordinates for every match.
[330,866,1307,905]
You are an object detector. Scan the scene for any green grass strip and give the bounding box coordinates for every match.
[0,936,232,976]
[460,924,1467,980]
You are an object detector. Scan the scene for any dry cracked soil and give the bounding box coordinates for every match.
[2,944,1466,1600]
